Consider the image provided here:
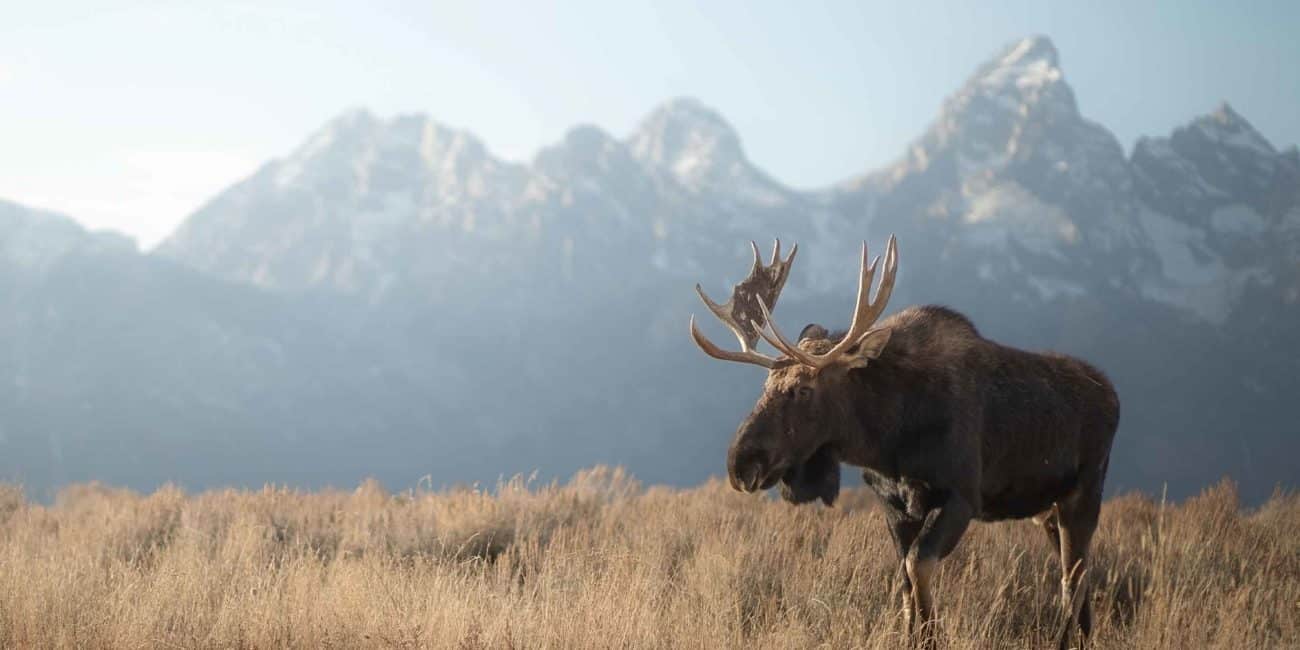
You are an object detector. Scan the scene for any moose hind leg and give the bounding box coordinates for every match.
[1034,504,1062,553]
[1054,488,1101,649]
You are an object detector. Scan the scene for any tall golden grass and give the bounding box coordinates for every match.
[0,468,1294,648]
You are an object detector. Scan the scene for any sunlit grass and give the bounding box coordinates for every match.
[0,469,1294,648]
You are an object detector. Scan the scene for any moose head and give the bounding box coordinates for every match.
[690,237,898,505]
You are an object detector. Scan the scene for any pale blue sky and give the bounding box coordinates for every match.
[2,1,1296,247]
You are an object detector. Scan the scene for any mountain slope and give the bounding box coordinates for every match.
[5,36,1296,501]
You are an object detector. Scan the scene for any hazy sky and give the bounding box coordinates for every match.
[2,1,1297,248]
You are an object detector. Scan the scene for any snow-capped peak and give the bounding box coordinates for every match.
[627,97,749,188]
[535,124,624,171]
[886,33,1116,197]
[532,123,655,197]
[629,98,741,159]
[1190,103,1277,157]
[286,108,379,163]
[953,35,1077,123]
[623,97,789,206]
[270,110,500,193]
[1134,103,1292,218]
[980,35,1062,93]
[1002,34,1059,64]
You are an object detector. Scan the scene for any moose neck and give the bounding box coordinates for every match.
[829,340,928,477]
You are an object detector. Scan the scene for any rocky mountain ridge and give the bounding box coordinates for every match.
[1,36,1294,501]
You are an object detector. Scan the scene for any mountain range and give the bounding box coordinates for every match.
[1,36,1295,501]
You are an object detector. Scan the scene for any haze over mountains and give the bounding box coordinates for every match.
[1,36,1295,501]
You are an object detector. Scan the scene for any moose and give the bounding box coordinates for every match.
[690,237,1119,648]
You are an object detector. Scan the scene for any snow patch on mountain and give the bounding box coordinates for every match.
[981,35,1062,95]
[627,98,788,205]
[961,182,1078,260]
[153,35,1296,333]
[1027,275,1087,300]
[1194,104,1276,157]
[1137,206,1272,324]
[1210,203,1269,235]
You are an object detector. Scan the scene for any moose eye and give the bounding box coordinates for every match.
[795,386,813,401]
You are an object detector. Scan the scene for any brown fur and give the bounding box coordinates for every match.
[724,304,1119,648]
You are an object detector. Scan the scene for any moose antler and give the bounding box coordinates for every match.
[751,235,898,370]
[689,240,798,369]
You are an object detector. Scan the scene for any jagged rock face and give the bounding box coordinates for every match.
[2,36,1296,501]
[158,110,535,293]
[1131,105,1300,322]
[158,97,831,301]
[837,37,1155,309]
[627,98,789,203]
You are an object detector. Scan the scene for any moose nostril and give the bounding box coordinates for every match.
[734,448,767,471]
[728,447,769,492]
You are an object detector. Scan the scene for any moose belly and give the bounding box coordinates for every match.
[977,469,1079,521]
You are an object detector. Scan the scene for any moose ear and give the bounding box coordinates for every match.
[844,327,892,369]
[798,323,829,342]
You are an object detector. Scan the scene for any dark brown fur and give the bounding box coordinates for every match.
[725,304,1119,647]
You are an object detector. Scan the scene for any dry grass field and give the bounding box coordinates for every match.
[0,467,1295,649]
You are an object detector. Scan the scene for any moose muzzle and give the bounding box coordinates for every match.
[727,443,785,493]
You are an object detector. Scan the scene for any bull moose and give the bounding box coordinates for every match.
[689,237,1119,648]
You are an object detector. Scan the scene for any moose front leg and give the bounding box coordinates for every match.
[904,492,973,645]
[882,509,924,633]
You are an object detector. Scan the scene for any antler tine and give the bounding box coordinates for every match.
[688,238,807,370]
[690,236,897,372]
[690,315,777,369]
[816,242,881,361]
[775,242,797,290]
[695,284,751,350]
[868,235,899,324]
[753,297,820,367]
[854,235,897,333]
[794,235,900,369]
